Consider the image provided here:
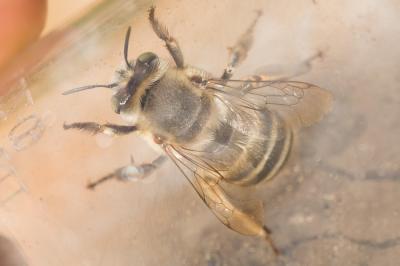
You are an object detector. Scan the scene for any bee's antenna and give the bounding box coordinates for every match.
[62,83,118,95]
[124,26,133,69]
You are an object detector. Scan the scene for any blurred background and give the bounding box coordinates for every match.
[0,0,98,74]
[0,0,399,265]
[44,0,97,34]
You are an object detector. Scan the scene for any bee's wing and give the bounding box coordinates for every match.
[164,144,266,237]
[207,78,333,130]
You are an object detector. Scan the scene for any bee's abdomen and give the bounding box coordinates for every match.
[242,113,292,185]
[202,108,292,186]
[231,110,292,185]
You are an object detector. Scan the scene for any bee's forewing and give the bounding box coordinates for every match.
[208,79,333,130]
[165,145,267,237]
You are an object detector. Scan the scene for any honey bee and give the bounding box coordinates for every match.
[63,7,332,255]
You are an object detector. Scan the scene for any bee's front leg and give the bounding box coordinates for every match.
[87,155,167,189]
[220,10,262,80]
[148,6,184,68]
[63,122,137,136]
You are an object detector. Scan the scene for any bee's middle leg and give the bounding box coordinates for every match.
[63,122,137,136]
[148,6,184,68]
[87,155,167,189]
[220,10,262,80]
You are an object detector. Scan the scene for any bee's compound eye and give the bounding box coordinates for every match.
[137,52,158,67]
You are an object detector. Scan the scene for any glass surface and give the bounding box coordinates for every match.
[0,0,399,265]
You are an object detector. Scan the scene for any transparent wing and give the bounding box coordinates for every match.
[207,78,333,129]
[164,144,267,237]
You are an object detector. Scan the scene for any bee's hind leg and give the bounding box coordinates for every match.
[220,10,263,80]
[87,155,167,189]
[236,51,324,93]
[251,51,324,81]
[148,6,184,68]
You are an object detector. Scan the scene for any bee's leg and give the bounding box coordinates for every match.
[115,155,167,182]
[220,10,262,80]
[63,122,137,136]
[148,6,184,68]
[251,51,323,81]
[237,51,324,94]
[87,155,167,189]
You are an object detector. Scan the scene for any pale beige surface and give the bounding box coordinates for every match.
[0,0,399,265]
[43,0,98,34]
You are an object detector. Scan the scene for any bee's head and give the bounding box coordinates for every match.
[111,52,160,114]
[63,27,166,119]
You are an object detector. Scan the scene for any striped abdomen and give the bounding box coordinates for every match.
[195,98,293,186]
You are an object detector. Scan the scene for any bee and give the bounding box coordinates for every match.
[63,6,332,255]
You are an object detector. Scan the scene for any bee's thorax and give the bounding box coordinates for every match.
[138,68,212,143]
